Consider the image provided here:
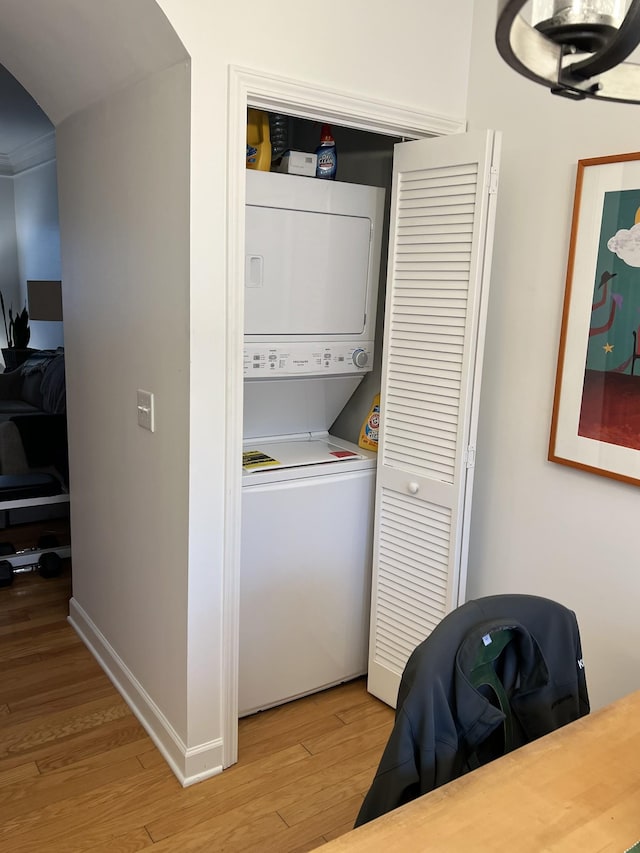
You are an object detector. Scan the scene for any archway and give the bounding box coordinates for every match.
[0,1,202,783]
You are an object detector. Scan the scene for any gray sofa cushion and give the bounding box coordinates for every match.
[20,372,45,408]
[0,400,41,418]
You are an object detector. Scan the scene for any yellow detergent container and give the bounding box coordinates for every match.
[359,394,380,451]
[246,109,272,171]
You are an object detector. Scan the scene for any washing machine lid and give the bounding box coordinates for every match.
[242,437,364,473]
[243,374,363,440]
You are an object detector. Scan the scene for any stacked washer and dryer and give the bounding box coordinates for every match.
[239,169,385,717]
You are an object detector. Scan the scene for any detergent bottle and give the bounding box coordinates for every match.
[246,109,271,171]
[315,124,337,180]
[359,394,380,451]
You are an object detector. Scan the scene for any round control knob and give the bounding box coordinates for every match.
[408,482,420,495]
[352,349,369,368]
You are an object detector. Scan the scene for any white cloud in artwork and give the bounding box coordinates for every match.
[607,223,640,267]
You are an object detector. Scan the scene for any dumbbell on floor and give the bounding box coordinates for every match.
[0,535,63,587]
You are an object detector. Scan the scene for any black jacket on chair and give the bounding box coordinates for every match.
[355,594,589,827]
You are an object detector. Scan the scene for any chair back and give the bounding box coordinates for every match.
[354,594,590,827]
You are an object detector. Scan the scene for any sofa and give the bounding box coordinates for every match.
[0,350,68,487]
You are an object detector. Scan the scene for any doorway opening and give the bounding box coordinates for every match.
[0,62,69,589]
[222,65,465,768]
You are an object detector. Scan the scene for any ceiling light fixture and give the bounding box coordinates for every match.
[496,0,640,103]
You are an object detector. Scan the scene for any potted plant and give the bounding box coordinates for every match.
[1,290,33,371]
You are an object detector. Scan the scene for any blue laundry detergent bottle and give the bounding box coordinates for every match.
[315,124,337,180]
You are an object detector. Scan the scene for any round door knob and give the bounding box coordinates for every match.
[408,482,420,495]
[352,349,368,368]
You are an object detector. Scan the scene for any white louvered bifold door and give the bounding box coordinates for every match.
[367,130,501,707]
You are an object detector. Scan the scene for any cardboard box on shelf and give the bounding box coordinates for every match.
[275,151,317,177]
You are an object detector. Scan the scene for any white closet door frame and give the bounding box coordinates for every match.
[223,64,466,768]
[367,130,501,707]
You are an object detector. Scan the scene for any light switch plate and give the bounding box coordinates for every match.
[137,389,155,432]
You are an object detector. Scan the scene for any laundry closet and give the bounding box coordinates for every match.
[238,114,500,716]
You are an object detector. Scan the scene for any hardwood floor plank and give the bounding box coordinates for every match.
[0,623,81,661]
[239,711,346,764]
[146,810,288,853]
[276,765,377,827]
[145,743,313,841]
[147,788,361,853]
[6,676,116,724]
[0,695,132,760]
[35,736,155,780]
[147,733,390,844]
[0,704,147,775]
[323,818,360,842]
[0,650,43,675]
[35,716,148,774]
[0,757,146,824]
[0,608,74,638]
[0,761,39,789]
[82,827,154,853]
[134,746,169,770]
[335,698,394,726]
[0,767,185,852]
[1,576,71,613]
[0,606,29,627]
[238,679,370,742]
[0,548,393,853]
[2,656,104,704]
[280,793,364,846]
[301,708,392,756]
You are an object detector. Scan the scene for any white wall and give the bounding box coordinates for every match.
[57,61,192,743]
[466,2,640,711]
[13,159,63,349]
[0,175,19,346]
[154,0,476,756]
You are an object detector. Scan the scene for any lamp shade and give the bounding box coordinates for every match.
[532,1,630,50]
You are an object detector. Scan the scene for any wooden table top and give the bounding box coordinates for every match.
[322,689,640,852]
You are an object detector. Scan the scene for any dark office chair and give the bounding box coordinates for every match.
[355,594,590,827]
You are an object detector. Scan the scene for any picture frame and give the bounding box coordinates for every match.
[549,152,640,487]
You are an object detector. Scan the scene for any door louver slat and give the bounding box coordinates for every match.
[373,487,452,671]
[382,163,476,484]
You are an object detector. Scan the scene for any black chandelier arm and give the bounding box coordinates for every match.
[567,0,640,79]
[496,0,563,87]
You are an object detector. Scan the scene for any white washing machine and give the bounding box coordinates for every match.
[239,372,378,717]
[240,431,376,717]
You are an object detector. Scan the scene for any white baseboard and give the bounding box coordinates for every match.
[68,597,224,787]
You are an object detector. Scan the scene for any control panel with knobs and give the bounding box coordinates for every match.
[352,349,369,368]
[243,343,373,376]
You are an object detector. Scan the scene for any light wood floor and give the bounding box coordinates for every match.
[0,562,394,852]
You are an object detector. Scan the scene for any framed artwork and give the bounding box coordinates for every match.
[550,152,640,486]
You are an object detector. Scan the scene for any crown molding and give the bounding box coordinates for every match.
[1,130,56,176]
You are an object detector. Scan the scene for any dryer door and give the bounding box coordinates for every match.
[245,203,371,336]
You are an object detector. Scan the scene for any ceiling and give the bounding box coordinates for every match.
[0,63,53,158]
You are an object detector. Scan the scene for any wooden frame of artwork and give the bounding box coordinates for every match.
[550,151,640,486]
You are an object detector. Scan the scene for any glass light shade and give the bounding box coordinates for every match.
[531,1,631,50]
